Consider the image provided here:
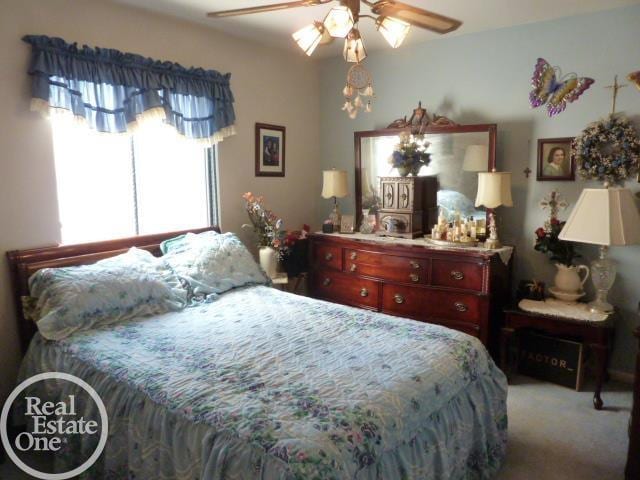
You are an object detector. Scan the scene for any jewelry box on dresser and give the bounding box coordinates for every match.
[377,176,437,238]
[309,233,512,354]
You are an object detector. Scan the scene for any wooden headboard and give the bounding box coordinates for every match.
[6,226,220,354]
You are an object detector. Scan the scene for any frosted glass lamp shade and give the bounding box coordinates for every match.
[376,16,411,48]
[323,6,354,38]
[463,145,489,172]
[292,22,325,56]
[558,188,640,246]
[343,29,367,63]
[321,170,349,199]
[475,172,513,208]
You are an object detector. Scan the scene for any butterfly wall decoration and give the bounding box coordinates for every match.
[530,58,594,117]
[628,71,640,91]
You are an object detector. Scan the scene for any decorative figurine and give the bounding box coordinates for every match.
[529,58,594,117]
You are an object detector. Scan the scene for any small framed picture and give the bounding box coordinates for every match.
[340,215,355,234]
[537,138,575,181]
[255,123,285,177]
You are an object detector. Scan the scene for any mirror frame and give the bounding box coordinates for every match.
[354,123,497,228]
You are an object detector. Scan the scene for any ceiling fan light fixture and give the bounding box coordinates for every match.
[323,5,355,38]
[376,16,411,48]
[343,28,367,63]
[292,21,325,56]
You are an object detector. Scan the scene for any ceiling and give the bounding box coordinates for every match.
[113,0,640,58]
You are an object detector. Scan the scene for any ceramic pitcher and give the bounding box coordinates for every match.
[553,263,590,293]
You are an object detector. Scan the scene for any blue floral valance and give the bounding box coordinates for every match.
[22,35,236,143]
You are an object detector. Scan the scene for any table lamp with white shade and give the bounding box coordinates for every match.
[463,145,489,172]
[559,187,640,313]
[321,169,349,228]
[475,171,513,249]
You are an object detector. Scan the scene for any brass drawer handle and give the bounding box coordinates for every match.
[394,294,405,304]
[325,252,334,261]
[450,270,464,281]
[323,278,332,287]
[360,288,369,297]
[409,273,419,283]
[454,302,468,312]
[350,251,358,260]
[409,260,420,269]
[350,263,357,272]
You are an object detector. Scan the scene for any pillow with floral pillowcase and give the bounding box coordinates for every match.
[25,247,188,341]
[161,231,269,300]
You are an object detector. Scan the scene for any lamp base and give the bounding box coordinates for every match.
[588,289,614,314]
[588,300,614,314]
[484,237,501,249]
[588,246,616,315]
[328,197,341,229]
[483,211,501,249]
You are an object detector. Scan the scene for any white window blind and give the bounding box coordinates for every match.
[51,118,217,244]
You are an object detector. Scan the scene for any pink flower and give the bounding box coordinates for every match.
[296,451,307,462]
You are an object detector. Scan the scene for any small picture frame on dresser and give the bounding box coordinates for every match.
[340,215,355,234]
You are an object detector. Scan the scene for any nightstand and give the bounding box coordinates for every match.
[501,306,616,410]
[271,273,288,291]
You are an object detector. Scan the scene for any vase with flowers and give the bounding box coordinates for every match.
[534,215,587,296]
[242,192,285,278]
[389,132,431,177]
[279,225,311,277]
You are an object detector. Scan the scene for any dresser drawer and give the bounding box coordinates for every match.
[344,255,427,285]
[313,244,342,271]
[429,291,482,324]
[313,270,379,309]
[380,255,427,284]
[381,283,427,318]
[431,259,484,291]
[346,255,426,284]
[344,248,381,265]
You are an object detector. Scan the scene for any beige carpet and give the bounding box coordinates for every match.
[0,375,632,479]
[499,375,631,480]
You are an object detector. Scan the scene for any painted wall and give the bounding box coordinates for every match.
[318,6,640,374]
[0,0,320,400]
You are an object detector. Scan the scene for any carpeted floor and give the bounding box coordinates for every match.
[499,375,631,480]
[0,375,632,479]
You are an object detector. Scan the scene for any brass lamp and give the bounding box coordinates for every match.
[559,187,640,313]
[321,169,349,228]
[475,171,513,249]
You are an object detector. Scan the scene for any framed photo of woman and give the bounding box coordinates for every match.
[537,138,574,181]
[255,123,286,177]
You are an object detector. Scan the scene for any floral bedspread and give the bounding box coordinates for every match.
[20,286,508,479]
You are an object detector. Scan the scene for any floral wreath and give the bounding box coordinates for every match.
[572,114,640,184]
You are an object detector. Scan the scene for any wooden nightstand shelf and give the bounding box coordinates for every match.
[501,306,616,410]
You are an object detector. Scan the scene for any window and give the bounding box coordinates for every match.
[51,118,217,244]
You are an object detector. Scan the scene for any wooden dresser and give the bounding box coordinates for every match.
[309,233,512,353]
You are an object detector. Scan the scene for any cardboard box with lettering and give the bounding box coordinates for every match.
[518,331,585,390]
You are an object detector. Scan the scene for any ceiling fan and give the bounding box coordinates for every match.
[207,1,463,60]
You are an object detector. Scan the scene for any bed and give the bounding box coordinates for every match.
[8,227,508,479]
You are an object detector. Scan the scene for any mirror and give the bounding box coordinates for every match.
[355,124,496,231]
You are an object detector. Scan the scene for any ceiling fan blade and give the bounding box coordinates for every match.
[370,1,462,34]
[207,0,330,18]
